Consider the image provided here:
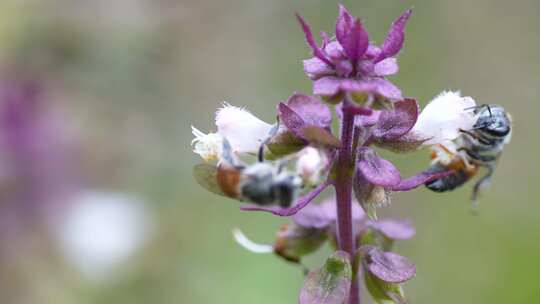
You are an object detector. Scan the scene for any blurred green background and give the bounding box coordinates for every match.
[0,0,537,303]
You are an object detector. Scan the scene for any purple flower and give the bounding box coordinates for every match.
[0,78,75,238]
[297,5,412,103]
[371,98,419,140]
[192,93,338,162]
[360,245,416,284]
[359,245,415,303]
[276,92,340,149]
[235,198,415,263]
[354,147,450,218]
[292,198,415,251]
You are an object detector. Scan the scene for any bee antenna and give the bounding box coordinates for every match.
[258,119,281,162]
[465,104,492,116]
[258,144,265,162]
[464,105,485,112]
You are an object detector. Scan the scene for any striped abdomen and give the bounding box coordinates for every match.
[425,162,478,192]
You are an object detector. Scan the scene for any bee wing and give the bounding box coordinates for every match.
[221,137,240,167]
[193,163,227,197]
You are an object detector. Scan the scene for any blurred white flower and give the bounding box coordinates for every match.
[192,103,273,161]
[296,147,328,186]
[412,91,477,146]
[55,191,153,281]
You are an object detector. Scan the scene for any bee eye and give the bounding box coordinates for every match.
[486,123,510,136]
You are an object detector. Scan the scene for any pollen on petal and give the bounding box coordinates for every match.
[191,126,223,161]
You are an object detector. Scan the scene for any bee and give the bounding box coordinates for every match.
[425,104,512,206]
[193,127,303,207]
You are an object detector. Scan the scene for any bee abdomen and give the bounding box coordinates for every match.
[425,164,472,192]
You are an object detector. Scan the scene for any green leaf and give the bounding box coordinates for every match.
[300,125,341,148]
[359,228,394,251]
[274,224,328,263]
[364,271,406,304]
[299,251,352,304]
[266,130,306,159]
[360,245,414,304]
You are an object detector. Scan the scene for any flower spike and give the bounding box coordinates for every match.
[335,5,369,66]
[188,5,500,304]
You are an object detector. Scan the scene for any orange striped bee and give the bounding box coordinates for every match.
[425,104,512,205]
[193,137,302,207]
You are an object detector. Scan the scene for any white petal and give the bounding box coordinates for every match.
[191,126,223,161]
[215,103,273,155]
[232,228,273,254]
[413,91,477,145]
[296,147,327,186]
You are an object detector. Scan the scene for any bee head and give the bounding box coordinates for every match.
[473,104,511,138]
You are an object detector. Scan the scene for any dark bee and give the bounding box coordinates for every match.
[425,104,512,205]
[193,125,303,207]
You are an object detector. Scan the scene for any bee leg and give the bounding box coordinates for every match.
[459,128,480,139]
[470,165,495,212]
[459,129,491,145]
[457,147,497,163]
[455,147,475,170]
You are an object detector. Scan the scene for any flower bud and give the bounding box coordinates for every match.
[359,245,415,304]
[356,182,391,220]
[296,147,328,186]
[274,224,328,263]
